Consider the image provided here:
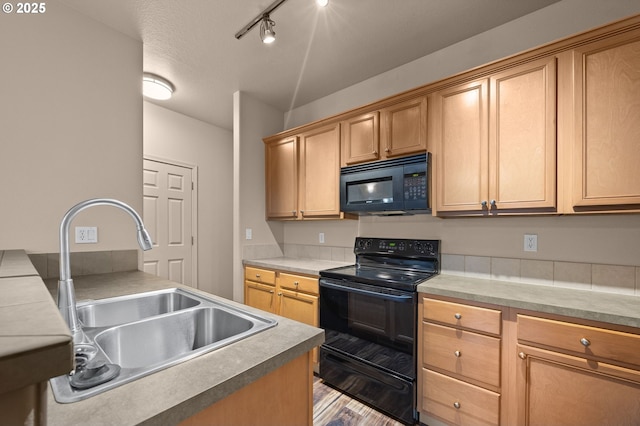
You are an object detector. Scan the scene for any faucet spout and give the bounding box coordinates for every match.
[57,198,152,345]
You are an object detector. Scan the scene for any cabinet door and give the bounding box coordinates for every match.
[265,136,298,219]
[433,79,489,213]
[298,123,341,218]
[381,96,427,158]
[245,281,277,314]
[489,57,557,211]
[341,112,380,166]
[572,33,640,209]
[278,289,318,327]
[517,344,640,426]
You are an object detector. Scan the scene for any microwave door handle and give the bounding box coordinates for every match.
[319,280,413,302]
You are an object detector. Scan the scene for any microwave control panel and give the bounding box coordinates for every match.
[403,172,426,201]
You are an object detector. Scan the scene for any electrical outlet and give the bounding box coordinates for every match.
[524,234,537,252]
[319,232,325,244]
[76,226,98,244]
[245,228,252,240]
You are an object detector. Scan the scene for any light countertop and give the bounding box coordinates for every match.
[418,274,640,329]
[0,250,72,396]
[246,256,639,330]
[42,271,323,425]
[243,257,350,276]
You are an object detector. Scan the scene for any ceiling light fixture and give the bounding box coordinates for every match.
[142,73,174,100]
[235,0,288,42]
[316,0,329,6]
[260,14,276,44]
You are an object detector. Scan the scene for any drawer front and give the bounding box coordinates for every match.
[423,322,501,388]
[423,297,501,336]
[244,266,276,285]
[518,314,640,367]
[278,272,318,294]
[422,368,500,426]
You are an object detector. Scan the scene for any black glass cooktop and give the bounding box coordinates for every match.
[320,264,436,291]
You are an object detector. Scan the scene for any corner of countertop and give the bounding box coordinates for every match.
[0,250,73,395]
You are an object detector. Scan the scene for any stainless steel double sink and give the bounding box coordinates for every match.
[50,288,277,403]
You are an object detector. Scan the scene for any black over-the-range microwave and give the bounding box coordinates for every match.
[339,153,430,215]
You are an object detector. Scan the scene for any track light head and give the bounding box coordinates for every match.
[260,14,276,44]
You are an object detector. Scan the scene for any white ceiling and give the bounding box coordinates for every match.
[59,0,561,130]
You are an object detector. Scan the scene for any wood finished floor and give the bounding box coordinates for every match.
[313,376,404,426]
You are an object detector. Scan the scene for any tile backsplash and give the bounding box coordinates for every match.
[28,250,138,279]
[442,254,640,296]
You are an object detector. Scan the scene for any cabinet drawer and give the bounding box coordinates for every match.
[518,314,640,367]
[244,267,276,285]
[423,322,501,388]
[422,368,499,426]
[278,272,318,294]
[423,297,501,336]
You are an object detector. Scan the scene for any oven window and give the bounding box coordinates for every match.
[346,178,393,205]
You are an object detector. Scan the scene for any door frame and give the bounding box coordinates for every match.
[143,155,199,288]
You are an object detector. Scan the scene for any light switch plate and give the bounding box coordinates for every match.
[524,234,537,252]
[245,228,252,240]
[319,233,325,244]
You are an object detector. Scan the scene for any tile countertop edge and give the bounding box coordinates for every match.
[418,274,640,329]
[243,257,351,276]
[43,271,324,426]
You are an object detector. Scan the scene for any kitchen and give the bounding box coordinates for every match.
[2,0,640,425]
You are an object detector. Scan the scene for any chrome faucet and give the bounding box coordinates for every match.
[57,198,153,346]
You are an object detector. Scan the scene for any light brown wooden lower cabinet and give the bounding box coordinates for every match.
[419,293,640,426]
[516,345,640,426]
[180,351,313,426]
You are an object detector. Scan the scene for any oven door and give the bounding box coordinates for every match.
[319,277,417,424]
[319,278,416,378]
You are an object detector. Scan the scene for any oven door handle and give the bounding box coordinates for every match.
[319,280,414,302]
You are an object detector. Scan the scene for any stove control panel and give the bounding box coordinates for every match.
[355,237,439,257]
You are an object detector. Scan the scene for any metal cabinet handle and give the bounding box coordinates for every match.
[453,402,461,409]
[385,147,390,153]
[292,210,297,216]
[373,150,378,155]
[454,350,461,358]
[294,281,299,287]
[255,274,261,278]
[518,352,526,360]
[277,292,282,296]
[490,200,497,208]
[481,200,488,208]
[580,338,591,347]
[269,290,274,294]
[300,210,305,215]
[454,313,462,320]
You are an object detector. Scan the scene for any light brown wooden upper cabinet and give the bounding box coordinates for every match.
[341,96,427,166]
[433,56,557,215]
[265,122,341,220]
[265,135,298,219]
[569,31,640,211]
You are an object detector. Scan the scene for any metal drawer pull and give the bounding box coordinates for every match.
[294,281,299,287]
[454,350,461,357]
[454,313,462,320]
[255,274,261,278]
[519,352,526,360]
[453,402,461,409]
[580,338,591,347]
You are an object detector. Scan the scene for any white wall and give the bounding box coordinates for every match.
[233,92,285,301]
[280,0,640,267]
[143,102,233,298]
[0,3,142,253]
[286,0,640,128]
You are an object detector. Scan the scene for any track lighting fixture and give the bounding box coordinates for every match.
[260,14,276,44]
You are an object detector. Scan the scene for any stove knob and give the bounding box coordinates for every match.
[414,241,423,253]
[425,243,434,254]
[365,239,372,249]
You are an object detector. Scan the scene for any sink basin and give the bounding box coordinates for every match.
[50,288,277,403]
[96,307,253,369]
[77,289,200,327]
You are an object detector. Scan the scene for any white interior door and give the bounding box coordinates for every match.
[143,159,194,286]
